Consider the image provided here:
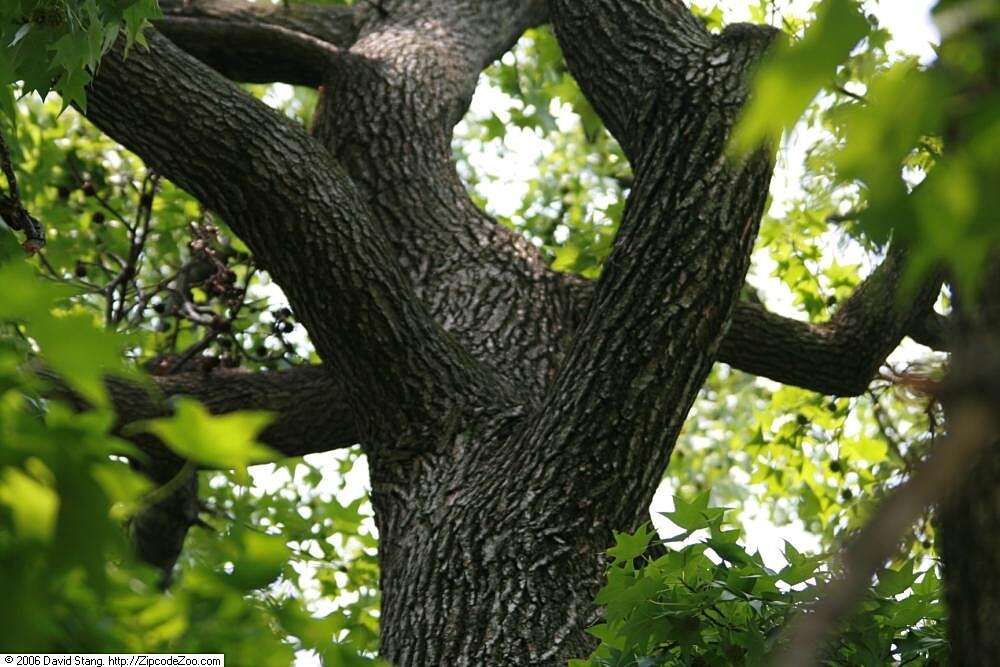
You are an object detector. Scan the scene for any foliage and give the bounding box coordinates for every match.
[571,494,947,666]
[734,0,999,290]
[0,249,378,662]
[0,0,162,115]
[0,78,379,665]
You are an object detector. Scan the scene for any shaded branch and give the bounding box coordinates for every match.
[108,366,359,459]
[40,364,359,462]
[155,0,359,85]
[128,463,201,587]
[41,364,358,585]
[0,129,46,253]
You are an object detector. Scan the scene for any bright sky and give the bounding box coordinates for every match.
[250,2,943,662]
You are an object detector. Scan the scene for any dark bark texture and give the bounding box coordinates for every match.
[80,0,947,663]
[939,259,1000,666]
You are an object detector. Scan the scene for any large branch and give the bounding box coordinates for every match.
[548,0,724,162]
[150,0,574,398]
[717,248,945,395]
[85,32,504,442]
[109,366,358,459]
[112,251,938,466]
[545,0,944,401]
[40,365,358,462]
[42,364,357,583]
[311,0,574,396]
[499,3,781,528]
[151,0,945,404]
[155,0,359,85]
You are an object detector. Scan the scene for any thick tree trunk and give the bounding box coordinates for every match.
[319,3,777,663]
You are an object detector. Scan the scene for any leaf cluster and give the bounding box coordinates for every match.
[575,494,947,666]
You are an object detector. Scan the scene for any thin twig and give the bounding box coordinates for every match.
[0,129,45,253]
[834,85,868,104]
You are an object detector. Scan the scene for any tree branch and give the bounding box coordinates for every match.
[502,3,780,529]
[85,32,505,442]
[39,364,358,462]
[566,251,944,398]
[109,366,358,459]
[41,364,357,584]
[311,0,572,396]
[548,0,753,162]
[155,0,359,85]
[95,255,943,465]
[717,248,946,395]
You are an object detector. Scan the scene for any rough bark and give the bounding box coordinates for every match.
[153,0,945,401]
[155,0,359,85]
[84,30,506,445]
[308,0,780,661]
[74,0,954,663]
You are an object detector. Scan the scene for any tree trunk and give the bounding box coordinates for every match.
[939,260,1000,666]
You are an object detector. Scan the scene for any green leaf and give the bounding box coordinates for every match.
[841,437,888,464]
[608,524,654,565]
[135,399,276,477]
[0,464,59,541]
[0,261,133,405]
[229,530,288,591]
[875,561,918,598]
[662,492,721,531]
[732,0,869,153]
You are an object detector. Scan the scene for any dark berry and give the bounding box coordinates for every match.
[81,182,97,196]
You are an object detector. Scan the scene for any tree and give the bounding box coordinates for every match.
[0,0,996,665]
